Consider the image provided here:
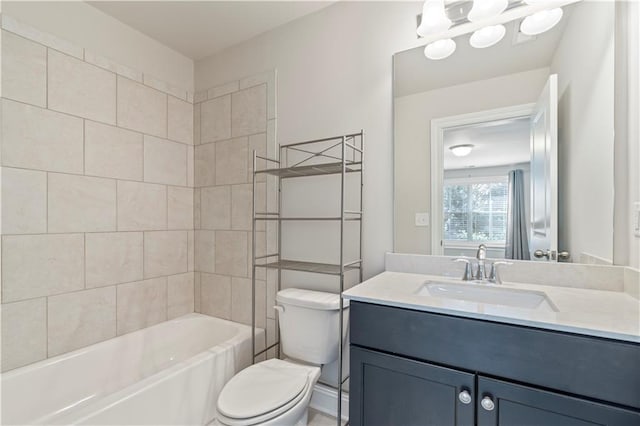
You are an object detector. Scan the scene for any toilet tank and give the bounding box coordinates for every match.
[275,289,349,365]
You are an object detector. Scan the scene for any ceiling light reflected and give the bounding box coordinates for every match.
[450,144,475,157]
[520,8,563,35]
[468,0,508,22]
[424,38,457,60]
[470,25,506,48]
[417,0,452,37]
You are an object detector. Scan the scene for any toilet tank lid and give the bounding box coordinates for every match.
[276,288,349,310]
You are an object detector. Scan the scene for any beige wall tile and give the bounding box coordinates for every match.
[232,84,267,137]
[168,272,195,319]
[117,277,167,335]
[168,96,193,145]
[194,103,201,145]
[231,277,265,327]
[117,181,167,231]
[47,287,116,357]
[215,231,248,277]
[188,230,195,272]
[86,232,143,288]
[194,272,202,312]
[231,184,252,231]
[143,74,187,101]
[48,50,116,124]
[85,121,143,181]
[144,135,187,186]
[201,186,231,230]
[84,50,143,82]
[201,95,231,143]
[2,30,47,107]
[48,173,116,233]
[200,273,231,320]
[1,15,83,59]
[117,76,167,138]
[248,133,267,180]
[2,167,47,234]
[144,231,188,278]
[2,234,84,302]
[187,145,195,187]
[1,298,47,371]
[1,99,83,173]
[194,188,201,228]
[195,230,216,274]
[194,143,216,187]
[168,186,194,230]
[215,137,248,185]
[208,81,239,99]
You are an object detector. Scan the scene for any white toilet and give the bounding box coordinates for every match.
[216,288,348,426]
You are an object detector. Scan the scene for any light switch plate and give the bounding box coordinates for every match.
[633,202,640,238]
[415,212,429,227]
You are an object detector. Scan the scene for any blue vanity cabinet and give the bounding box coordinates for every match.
[349,301,640,426]
[350,346,475,426]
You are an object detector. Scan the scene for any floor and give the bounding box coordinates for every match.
[308,408,345,426]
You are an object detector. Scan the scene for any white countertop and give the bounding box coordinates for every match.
[342,271,640,343]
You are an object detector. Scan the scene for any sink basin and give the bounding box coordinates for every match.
[416,281,557,311]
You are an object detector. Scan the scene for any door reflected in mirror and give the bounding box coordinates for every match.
[393,0,616,264]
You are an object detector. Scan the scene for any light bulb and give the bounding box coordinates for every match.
[450,144,474,157]
[424,38,457,60]
[417,0,452,37]
[520,8,563,35]
[468,0,509,22]
[470,24,506,48]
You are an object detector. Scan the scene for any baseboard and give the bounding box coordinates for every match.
[309,383,349,421]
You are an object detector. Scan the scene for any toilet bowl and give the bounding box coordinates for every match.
[216,359,320,426]
[216,289,347,426]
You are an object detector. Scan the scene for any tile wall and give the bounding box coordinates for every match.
[192,72,278,360]
[1,18,196,371]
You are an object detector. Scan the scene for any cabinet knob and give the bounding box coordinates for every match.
[458,390,472,404]
[481,396,495,411]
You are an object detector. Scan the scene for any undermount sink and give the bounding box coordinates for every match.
[416,281,558,311]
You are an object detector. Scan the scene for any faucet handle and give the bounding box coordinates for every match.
[453,258,473,281]
[489,261,512,284]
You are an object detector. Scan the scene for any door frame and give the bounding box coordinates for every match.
[430,103,535,255]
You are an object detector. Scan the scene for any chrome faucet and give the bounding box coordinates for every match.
[475,244,487,280]
[453,244,512,284]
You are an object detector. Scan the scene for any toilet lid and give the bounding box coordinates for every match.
[217,359,310,420]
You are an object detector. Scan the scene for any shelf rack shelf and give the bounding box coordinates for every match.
[251,131,364,426]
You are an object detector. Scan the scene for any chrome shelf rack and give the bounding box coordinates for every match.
[251,131,364,426]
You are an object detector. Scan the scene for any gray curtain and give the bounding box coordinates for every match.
[505,169,530,260]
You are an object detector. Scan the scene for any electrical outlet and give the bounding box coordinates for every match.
[415,212,430,227]
[634,202,640,238]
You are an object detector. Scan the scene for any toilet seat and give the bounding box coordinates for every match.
[217,359,319,426]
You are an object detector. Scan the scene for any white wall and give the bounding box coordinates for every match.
[2,1,194,91]
[394,68,549,254]
[196,1,423,278]
[551,1,615,264]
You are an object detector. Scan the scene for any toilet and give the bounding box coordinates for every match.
[216,288,348,426]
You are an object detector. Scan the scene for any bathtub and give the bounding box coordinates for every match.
[1,313,257,425]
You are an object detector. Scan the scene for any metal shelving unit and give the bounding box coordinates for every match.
[251,131,364,426]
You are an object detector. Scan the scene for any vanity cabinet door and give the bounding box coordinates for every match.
[477,376,640,426]
[350,346,474,426]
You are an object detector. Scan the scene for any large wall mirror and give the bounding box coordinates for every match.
[394,0,622,264]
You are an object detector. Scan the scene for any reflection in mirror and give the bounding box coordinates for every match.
[394,0,616,264]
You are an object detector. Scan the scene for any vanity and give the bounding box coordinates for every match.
[344,262,640,426]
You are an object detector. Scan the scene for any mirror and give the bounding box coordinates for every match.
[394,0,616,264]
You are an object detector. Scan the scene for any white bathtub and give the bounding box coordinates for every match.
[1,313,257,425]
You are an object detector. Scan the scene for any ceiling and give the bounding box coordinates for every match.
[394,4,574,98]
[88,1,335,60]
[443,117,530,170]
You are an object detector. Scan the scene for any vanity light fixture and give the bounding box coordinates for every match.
[450,144,475,157]
[468,0,509,22]
[424,38,457,60]
[470,24,506,48]
[417,0,452,37]
[520,7,563,35]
